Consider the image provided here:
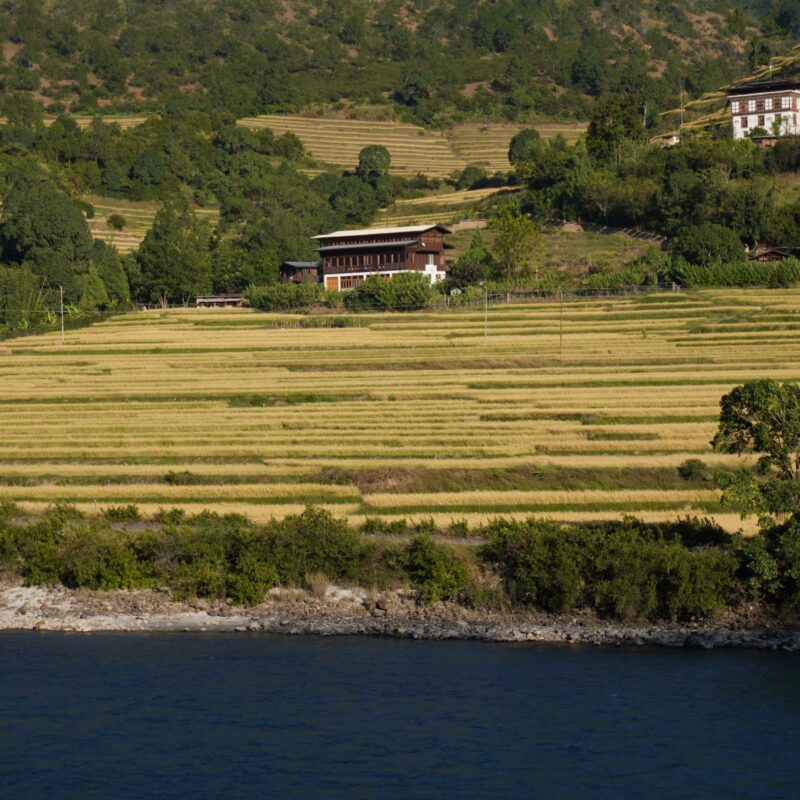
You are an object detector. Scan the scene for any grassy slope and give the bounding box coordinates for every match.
[2,288,798,532]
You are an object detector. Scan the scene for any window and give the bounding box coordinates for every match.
[731,101,739,113]
[782,96,791,109]
[748,99,756,111]
[741,116,748,129]
[758,115,765,127]
[765,97,773,110]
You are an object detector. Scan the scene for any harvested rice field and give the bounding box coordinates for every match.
[2,288,797,533]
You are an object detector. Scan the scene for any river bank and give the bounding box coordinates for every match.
[1,580,797,650]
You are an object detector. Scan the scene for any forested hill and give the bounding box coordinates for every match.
[0,0,797,125]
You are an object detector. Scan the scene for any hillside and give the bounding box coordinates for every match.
[0,1,793,127]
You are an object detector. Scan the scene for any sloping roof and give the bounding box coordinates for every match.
[728,79,800,96]
[316,240,418,254]
[312,224,451,240]
[281,261,320,268]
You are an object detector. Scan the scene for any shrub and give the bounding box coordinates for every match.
[482,518,737,620]
[740,519,800,616]
[244,282,325,311]
[672,258,800,288]
[481,520,586,613]
[163,470,200,485]
[678,459,712,483]
[103,504,142,522]
[106,213,126,230]
[344,272,434,311]
[398,533,469,604]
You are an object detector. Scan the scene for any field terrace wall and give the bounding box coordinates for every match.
[313,225,451,291]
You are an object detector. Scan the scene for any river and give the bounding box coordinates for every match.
[0,632,797,799]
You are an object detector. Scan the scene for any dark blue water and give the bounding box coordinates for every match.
[0,633,797,799]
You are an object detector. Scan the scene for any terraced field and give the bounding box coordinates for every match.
[86,196,219,253]
[1,289,796,533]
[372,186,517,227]
[237,114,586,176]
[447,122,587,172]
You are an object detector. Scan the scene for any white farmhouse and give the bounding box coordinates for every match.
[728,79,800,143]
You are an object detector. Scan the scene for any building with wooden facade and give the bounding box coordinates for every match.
[728,79,800,142]
[312,224,450,291]
[279,261,322,284]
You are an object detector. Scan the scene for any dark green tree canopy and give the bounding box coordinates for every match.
[508,128,541,166]
[357,145,391,179]
[135,204,212,304]
[670,223,746,267]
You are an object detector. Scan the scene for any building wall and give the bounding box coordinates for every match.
[323,267,446,292]
[730,91,800,139]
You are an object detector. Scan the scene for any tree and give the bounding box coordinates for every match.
[456,165,487,190]
[330,176,379,226]
[445,230,492,290]
[488,211,539,280]
[712,380,800,521]
[0,171,94,301]
[586,94,645,164]
[669,223,745,266]
[135,204,212,304]
[92,241,130,304]
[357,145,391,180]
[508,128,541,166]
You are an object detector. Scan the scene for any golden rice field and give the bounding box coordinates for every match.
[2,289,798,533]
[237,115,586,176]
[85,196,219,254]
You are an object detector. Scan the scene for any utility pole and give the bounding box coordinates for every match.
[58,284,64,345]
[484,284,488,346]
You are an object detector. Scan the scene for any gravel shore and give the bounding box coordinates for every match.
[1,580,797,650]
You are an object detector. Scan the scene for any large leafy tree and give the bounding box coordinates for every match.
[135,204,212,304]
[488,210,540,280]
[712,380,800,522]
[586,93,645,164]
[0,171,94,301]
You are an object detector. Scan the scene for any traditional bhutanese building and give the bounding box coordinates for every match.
[279,261,321,284]
[312,224,451,291]
[728,79,800,144]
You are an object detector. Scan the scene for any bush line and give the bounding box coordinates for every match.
[1,503,798,622]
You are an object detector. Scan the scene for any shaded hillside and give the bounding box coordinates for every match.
[0,0,794,124]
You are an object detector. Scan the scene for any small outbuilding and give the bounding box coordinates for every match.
[279,261,322,284]
[195,293,244,308]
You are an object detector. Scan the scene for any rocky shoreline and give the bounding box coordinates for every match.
[1,580,798,650]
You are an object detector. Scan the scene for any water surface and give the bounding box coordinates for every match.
[1,632,797,799]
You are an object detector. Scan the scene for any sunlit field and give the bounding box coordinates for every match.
[2,289,797,532]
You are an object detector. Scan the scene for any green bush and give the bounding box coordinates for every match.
[481,520,586,613]
[245,282,326,311]
[102,504,141,522]
[482,518,737,620]
[344,272,434,311]
[673,258,800,288]
[398,533,469,604]
[678,459,712,483]
[740,519,800,616]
